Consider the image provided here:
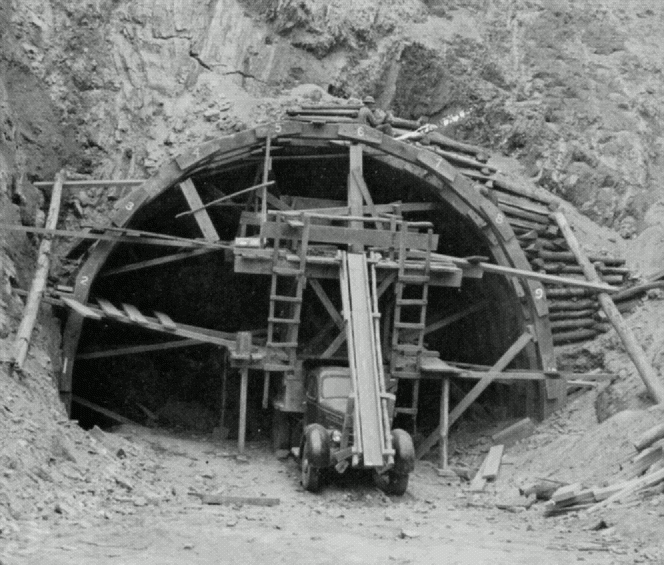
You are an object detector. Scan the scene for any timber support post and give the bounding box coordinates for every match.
[12,169,65,373]
[553,211,664,404]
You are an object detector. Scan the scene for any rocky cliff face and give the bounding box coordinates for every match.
[2,0,664,240]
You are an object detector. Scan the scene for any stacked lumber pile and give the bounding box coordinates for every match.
[540,422,664,516]
[286,104,633,345]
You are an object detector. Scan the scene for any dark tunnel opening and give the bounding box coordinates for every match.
[70,144,535,440]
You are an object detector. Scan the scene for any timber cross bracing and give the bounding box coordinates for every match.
[52,119,626,446]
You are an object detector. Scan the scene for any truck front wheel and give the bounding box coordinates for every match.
[300,424,330,492]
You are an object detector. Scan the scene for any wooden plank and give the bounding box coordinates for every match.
[481,444,504,481]
[635,422,664,452]
[588,467,664,513]
[96,298,125,318]
[554,211,664,404]
[201,495,280,506]
[468,456,488,492]
[100,248,222,277]
[12,170,66,370]
[411,251,617,293]
[72,395,136,426]
[77,339,201,360]
[632,445,663,476]
[62,299,235,347]
[122,303,149,325]
[178,179,220,241]
[61,297,103,320]
[0,224,222,248]
[34,179,144,190]
[551,483,582,504]
[491,418,535,447]
[416,332,533,459]
[154,311,177,331]
[245,216,439,250]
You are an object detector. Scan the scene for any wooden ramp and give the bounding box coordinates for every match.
[340,252,391,468]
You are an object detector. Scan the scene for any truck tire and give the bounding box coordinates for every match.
[300,424,330,492]
[376,429,414,496]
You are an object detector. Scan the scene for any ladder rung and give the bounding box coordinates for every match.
[267,341,298,348]
[392,371,421,380]
[287,220,304,228]
[270,295,301,303]
[394,322,425,330]
[399,275,429,284]
[268,317,300,325]
[396,299,427,306]
[393,344,423,353]
[395,407,418,415]
[263,363,293,372]
[273,267,302,276]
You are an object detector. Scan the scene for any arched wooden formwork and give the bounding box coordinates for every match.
[60,121,562,418]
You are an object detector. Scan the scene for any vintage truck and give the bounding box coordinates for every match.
[299,365,415,495]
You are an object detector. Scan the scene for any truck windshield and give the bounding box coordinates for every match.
[321,375,351,399]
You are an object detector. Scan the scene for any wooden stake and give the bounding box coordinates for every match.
[12,170,65,372]
[553,211,664,404]
[439,376,450,470]
[238,366,248,454]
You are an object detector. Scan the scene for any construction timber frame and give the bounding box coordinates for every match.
[58,120,566,448]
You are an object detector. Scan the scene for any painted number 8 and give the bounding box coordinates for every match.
[125,201,134,211]
[495,213,504,225]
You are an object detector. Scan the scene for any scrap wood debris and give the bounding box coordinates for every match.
[529,420,664,516]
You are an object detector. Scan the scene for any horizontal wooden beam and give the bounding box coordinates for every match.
[242,215,438,250]
[34,179,144,189]
[77,339,203,360]
[100,248,225,278]
[0,224,227,249]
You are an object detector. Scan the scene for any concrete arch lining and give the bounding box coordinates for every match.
[60,121,560,417]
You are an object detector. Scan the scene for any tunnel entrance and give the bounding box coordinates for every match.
[63,122,555,444]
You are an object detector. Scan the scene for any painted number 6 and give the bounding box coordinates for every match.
[356,126,365,137]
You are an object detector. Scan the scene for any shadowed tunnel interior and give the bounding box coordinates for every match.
[70,143,536,437]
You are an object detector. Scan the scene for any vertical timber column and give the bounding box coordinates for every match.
[439,376,450,470]
[348,144,364,253]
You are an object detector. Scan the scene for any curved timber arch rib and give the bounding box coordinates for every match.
[60,121,561,419]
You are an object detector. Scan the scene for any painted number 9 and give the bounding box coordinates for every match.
[534,288,544,300]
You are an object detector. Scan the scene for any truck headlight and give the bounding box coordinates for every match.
[331,430,341,443]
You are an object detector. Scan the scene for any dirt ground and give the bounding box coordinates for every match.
[0,419,661,565]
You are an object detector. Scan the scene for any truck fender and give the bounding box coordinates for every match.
[391,429,415,475]
[302,424,331,468]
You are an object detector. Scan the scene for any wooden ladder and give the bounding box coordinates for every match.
[391,222,434,432]
[265,212,310,374]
